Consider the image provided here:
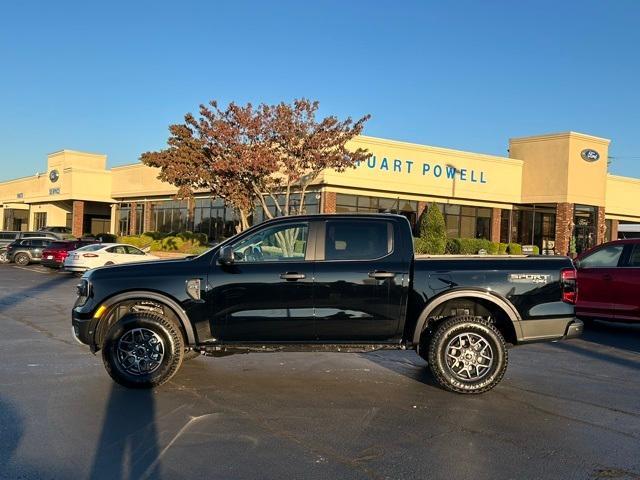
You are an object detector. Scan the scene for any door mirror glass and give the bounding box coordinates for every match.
[218,245,234,265]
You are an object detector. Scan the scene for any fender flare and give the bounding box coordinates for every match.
[95,290,197,346]
[412,289,523,345]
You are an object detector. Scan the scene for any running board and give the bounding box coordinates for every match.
[199,342,405,357]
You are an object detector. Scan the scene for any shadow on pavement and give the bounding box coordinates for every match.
[579,320,640,354]
[358,350,443,390]
[89,385,160,480]
[0,272,75,314]
[0,395,23,474]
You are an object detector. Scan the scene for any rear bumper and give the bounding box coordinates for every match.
[519,317,583,343]
[64,264,89,272]
[41,259,64,268]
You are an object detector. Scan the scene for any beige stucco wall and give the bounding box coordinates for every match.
[110,164,178,198]
[605,175,640,220]
[2,133,640,230]
[510,132,610,206]
[320,136,523,207]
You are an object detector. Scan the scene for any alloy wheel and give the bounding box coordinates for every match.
[116,328,165,375]
[444,332,494,381]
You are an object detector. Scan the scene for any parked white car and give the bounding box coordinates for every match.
[63,243,159,272]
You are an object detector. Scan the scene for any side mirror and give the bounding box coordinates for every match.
[218,245,234,265]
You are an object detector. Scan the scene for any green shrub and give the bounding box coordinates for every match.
[507,242,522,255]
[445,238,461,254]
[96,233,117,243]
[117,234,154,248]
[414,237,428,254]
[143,231,169,240]
[498,242,508,255]
[161,236,184,251]
[418,203,446,254]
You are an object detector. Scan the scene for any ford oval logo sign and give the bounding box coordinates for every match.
[581,149,600,162]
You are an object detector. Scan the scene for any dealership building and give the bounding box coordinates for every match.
[1,131,639,255]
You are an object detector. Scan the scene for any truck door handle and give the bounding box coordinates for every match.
[280,272,306,281]
[602,274,613,281]
[368,271,396,279]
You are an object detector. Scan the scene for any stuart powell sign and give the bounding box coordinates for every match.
[356,156,488,184]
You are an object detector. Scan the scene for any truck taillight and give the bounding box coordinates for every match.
[561,268,577,304]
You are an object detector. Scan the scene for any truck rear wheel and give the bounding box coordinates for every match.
[102,312,184,388]
[427,316,507,394]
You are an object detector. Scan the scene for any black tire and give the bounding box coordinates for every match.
[427,316,508,394]
[104,261,114,266]
[14,253,30,266]
[102,312,184,388]
[183,350,201,361]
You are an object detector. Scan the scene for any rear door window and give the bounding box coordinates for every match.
[324,220,392,261]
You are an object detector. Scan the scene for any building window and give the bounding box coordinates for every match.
[574,204,597,254]
[335,194,418,231]
[117,203,146,236]
[3,209,28,231]
[437,204,492,240]
[34,212,47,230]
[150,200,189,233]
[501,205,556,253]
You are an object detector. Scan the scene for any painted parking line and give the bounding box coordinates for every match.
[12,265,53,274]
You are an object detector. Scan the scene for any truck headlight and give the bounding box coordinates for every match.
[76,279,91,306]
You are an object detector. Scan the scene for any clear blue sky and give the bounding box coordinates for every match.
[1,0,639,180]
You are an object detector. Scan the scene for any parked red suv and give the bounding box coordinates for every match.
[574,239,640,323]
[41,240,98,269]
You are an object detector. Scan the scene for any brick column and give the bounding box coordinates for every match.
[491,208,502,243]
[609,219,619,241]
[323,191,336,214]
[555,203,574,256]
[143,201,153,232]
[596,206,606,245]
[72,200,85,238]
[129,201,138,235]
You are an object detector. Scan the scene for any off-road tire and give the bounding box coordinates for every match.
[183,350,201,361]
[427,316,508,394]
[102,312,184,388]
[14,253,30,266]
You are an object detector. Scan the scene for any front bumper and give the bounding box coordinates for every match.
[72,307,95,347]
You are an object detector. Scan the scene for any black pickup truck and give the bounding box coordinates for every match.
[72,214,581,394]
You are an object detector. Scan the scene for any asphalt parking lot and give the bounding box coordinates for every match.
[0,264,639,480]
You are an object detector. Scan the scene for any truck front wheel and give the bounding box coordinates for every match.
[427,316,508,394]
[102,312,184,388]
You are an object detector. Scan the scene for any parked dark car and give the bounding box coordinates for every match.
[575,239,640,323]
[72,214,580,394]
[0,231,21,263]
[7,237,55,265]
[38,226,74,239]
[16,231,61,241]
[41,239,99,269]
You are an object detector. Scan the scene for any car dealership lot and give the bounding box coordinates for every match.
[0,266,639,480]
